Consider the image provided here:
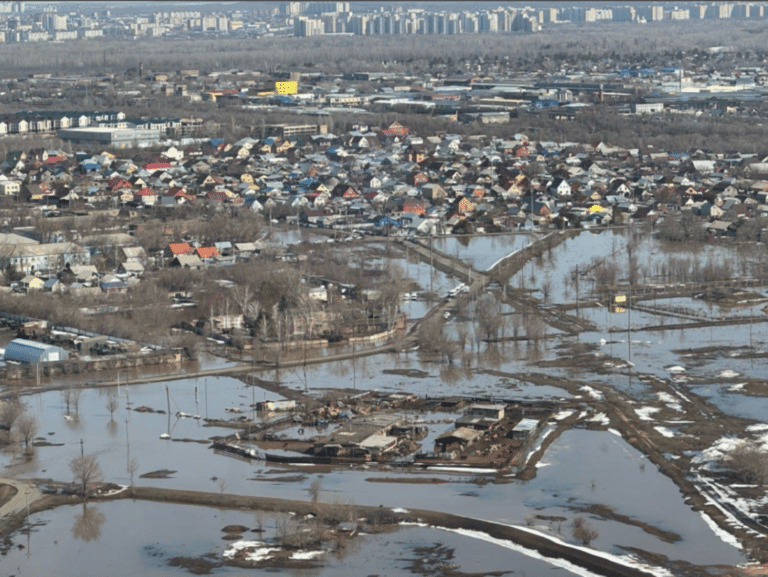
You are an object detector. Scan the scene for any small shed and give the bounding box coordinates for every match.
[510,418,539,440]
[4,338,69,363]
[457,403,506,430]
[358,434,398,455]
[434,427,484,453]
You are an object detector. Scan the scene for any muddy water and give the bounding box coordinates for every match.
[432,233,530,271]
[1,376,279,485]
[4,369,745,567]
[520,228,750,304]
[273,349,572,398]
[3,500,585,576]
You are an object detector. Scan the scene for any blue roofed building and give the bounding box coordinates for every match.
[4,339,69,363]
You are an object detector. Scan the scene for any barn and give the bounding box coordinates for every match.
[4,339,69,363]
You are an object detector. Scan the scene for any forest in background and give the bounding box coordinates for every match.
[0,19,766,77]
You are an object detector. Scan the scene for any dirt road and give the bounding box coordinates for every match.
[0,478,40,522]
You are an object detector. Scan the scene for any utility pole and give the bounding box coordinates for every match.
[125,417,130,472]
[165,385,171,435]
[575,264,580,316]
[429,234,434,295]
[627,243,632,368]
[80,438,84,458]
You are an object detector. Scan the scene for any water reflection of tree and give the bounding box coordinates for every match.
[106,418,118,437]
[72,503,105,542]
[478,343,503,370]
[439,364,470,386]
[527,340,543,363]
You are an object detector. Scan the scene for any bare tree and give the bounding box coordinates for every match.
[128,458,139,486]
[254,511,265,533]
[309,478,322,504]
[572,516,599,546]
[416,317,458,364]
[217,478,227,495]
[15,414,38,452]
[474,294,503,341]
[70,454,103,499]
[105,394,118,420]
[541,276,553,303]
[722,442,768,487]
[0,395,23,439]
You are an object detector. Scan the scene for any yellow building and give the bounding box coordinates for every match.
[274,81,298,95]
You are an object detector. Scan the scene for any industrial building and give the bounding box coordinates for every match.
[4,338,69,363]
[57,127,164,148]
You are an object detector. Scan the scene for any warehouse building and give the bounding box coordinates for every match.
[4,339,69,363]
[57,127,164,148]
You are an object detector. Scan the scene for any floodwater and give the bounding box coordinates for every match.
[3,500,585,577]
[432,233,530,271]
[4,372,745,569]
[1,376,281,486]
[3,228,764,573]
[519,228,755,304]
[270,348,572,399]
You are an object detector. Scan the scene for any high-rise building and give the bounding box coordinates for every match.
[669,8,689,20]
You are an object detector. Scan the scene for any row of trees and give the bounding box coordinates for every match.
[416,293,547,365]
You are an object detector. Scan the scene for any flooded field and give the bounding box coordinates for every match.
[3,228,767,575]
[3,500,593,577]
[432,233,531,271]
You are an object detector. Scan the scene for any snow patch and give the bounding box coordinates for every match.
[290,550,325,560]
[587,412,609,425]
[656,392,683,412]
[223,541,280,562]
[635,407,660,421]
[693,436,748,464]
[579,386,604,400]
[426,466,498,474]
[553,410,575,421]
[524,426,555,466]
[728,383,746,392]
[665,365,686,373]
[747,424,768,432]
[392,507,409,514]
[607,428,622,437]
[654,426,675,438]
[698,511,743,549]
[101,484,128,497]
[399,523,603,577]
[513,525,674,577]
[718,370,740,379]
